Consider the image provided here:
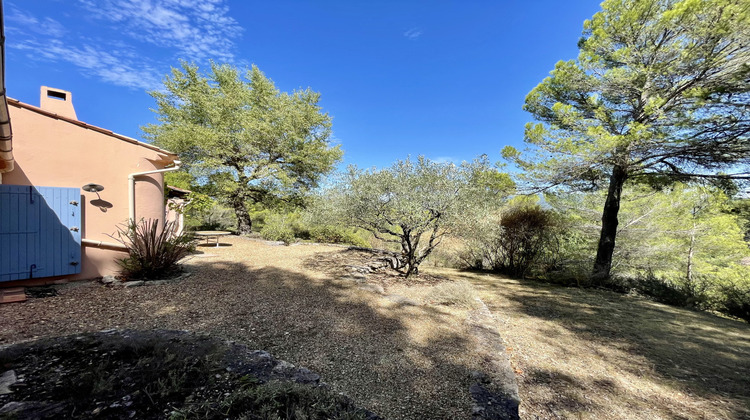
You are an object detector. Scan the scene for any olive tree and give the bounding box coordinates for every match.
[339,156,512,277]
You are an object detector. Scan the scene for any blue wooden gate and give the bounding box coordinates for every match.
[0,185,82,281]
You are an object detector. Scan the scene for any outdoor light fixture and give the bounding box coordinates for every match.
[82,183,104,193]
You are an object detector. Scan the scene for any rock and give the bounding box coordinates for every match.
[385,295,418,306]
[467,299,521,420]
[272,360,296,373]
[0,401,68,418]
[341,275,367,284]
[293,367,321,384]
[471,371,491,384]
[101,275,118,285]
[346,265,372,274]
[469,383,519,420]
[359,284,385,295]
[148,280,170,286]
[0,370,17,395]
[123,281,144,288]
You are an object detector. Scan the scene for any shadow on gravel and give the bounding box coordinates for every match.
[0,255,518,420]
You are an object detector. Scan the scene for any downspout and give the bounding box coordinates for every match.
[128,160,181,222]
[0,1,14,183]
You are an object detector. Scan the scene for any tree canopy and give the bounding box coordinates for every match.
[503,0,750,281]
[142,61,343,234]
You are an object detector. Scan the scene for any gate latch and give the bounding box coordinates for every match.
[70,226,79,232]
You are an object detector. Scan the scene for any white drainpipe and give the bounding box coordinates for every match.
[81,238,128,252]
[128,160,181,222]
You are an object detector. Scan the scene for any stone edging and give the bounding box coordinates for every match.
[466,298,521,420]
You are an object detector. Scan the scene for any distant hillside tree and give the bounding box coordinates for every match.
[338,156,512,278]
[504,0,750,282]
[143,62,342,234]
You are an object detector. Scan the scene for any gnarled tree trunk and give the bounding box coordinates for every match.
[592,165,627,284]
[229,191,253,235]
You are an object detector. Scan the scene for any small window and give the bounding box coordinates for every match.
[47,90,67,101]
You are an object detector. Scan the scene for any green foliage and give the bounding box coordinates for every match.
[113,219,195,280]
[143,61,342,234]
[298,197,371,247]
[718,277,750,322]
[728,196,750,242]
[257,208,370,247]
[544,185,750,320]
[164,171,231,230]
[497,205,562,277]
[507,0,750,279]
[185,203,237,232]
[457,204,562,277]
[260,213,297,244]
[336,156,511,277]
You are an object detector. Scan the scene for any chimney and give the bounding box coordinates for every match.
[40,86,77,120]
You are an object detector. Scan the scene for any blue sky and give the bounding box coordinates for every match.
[5,0,602,170]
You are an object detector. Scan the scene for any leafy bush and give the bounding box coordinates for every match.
[188,203,237,231]
[606,274,706,308]
[458,205,562,277]
[113,219,195,280]
[303,225,370,247]
[718,282,750,322]
[257,209,371,247]
[260,213,296,244]
[497,206,561,277]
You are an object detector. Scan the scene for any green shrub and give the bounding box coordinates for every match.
[717,282,750,322]
[248,206,272,232]
[260,213,296,244]
[458,205,562,277]
[185,203,236,232]
[113,219,195,280]
[620,274,706,308]
[304,225,370,247]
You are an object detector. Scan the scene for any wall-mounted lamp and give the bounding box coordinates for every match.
[82,183,104,201]
[82,183,104,193]
[82,183,111,212]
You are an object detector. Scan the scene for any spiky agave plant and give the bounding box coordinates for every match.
[113,219,195,280]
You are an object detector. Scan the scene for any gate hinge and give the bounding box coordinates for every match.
[70,201,79,206]
[70,226,79,232]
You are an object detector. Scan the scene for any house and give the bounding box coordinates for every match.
[0,86,180,287]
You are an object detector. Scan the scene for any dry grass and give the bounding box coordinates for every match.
[2,237,748,419]
[423,280,478,309]
[429,268,750,420]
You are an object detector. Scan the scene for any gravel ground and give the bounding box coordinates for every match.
[0,236,487,420]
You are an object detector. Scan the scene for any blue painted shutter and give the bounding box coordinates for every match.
[0,185,82,281]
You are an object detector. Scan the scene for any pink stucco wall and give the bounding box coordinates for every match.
[2,99,177,284]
